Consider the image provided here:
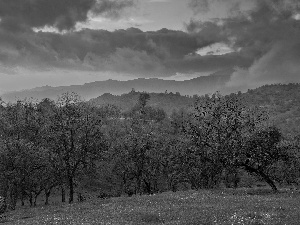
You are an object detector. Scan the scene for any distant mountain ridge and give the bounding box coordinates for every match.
[1,69,234,102]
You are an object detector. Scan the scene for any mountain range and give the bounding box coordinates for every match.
[1,69,234,102]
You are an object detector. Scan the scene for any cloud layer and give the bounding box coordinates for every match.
[0,0,135,31]
[0,0,256,81]
[188,0,300,91]
[1,0,300,92]
[0,26,244,77]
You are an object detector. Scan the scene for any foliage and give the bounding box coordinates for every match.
[0,88,300,211]
[0,101,49,208]
[186,93,289,191]
[44,93,108,203]
[90,91,194,115]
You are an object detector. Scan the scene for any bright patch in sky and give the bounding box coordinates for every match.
[160,72,212,81]
[148,0,171,2]
[77,16,154,31]
[80,0,192,31]
[294,13,300,20]
[196,43,235,56]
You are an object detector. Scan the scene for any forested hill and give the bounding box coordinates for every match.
[89,91,195,115]
[241,83,300,137]
[90,83,300,136]
[243,83,300,106]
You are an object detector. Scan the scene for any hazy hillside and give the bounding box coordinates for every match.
[92,83,300,136]
[90,83,300,131]
[89,91,195,115]
[1,69,233,102]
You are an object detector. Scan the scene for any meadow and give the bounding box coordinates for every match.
[1,188,300,225]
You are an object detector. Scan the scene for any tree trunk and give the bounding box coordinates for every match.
[21,195,25,206]
[243,164,278,192]
[0,196,6,214]
[33,190,43,207]
[77,192,84,202]
[61,186,66,203]
[20,190,27,206]
[29,195,33,207]
[7,185,17,210]
[143,179,151,194]
[257,170,278,192]
[45,190,51,205]
[68,177,74,204]
[168,176,177,192]
[233,169,240,189]
[33,196,38,207]
[153,179,158,194]
[137,176,142,195]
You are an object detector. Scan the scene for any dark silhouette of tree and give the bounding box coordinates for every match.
[237,126,288,191]
[138,93,150,108]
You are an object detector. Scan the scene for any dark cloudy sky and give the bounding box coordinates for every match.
[0,0,299,93]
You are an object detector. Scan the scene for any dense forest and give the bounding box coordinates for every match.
[1,84,300,211]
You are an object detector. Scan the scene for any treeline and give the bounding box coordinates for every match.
[90,84,300,135]
[0,92,299,210]
[89,90,195,115]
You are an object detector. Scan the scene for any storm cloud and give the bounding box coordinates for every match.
[92,0,136,20]
[0,24,242,77]
[0,0,135,31]
[188,0,300,91]
[1,0,299,88]
[188,0,253,16]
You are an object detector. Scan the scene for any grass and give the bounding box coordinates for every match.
[1,188,300,224]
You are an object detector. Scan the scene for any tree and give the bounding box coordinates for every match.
[44,93,107,203]
[236,127,284,191]
[138,93,150,108]
[0,100,49,208]
[111,97,169,195]
[123,93,166,122]
[113,119,162,195]
[160,134,194,191]
[187,93,287,191]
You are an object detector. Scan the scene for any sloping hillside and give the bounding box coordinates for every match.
[242,83,300,137]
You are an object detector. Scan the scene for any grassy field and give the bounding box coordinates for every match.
[1,188,300,225]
